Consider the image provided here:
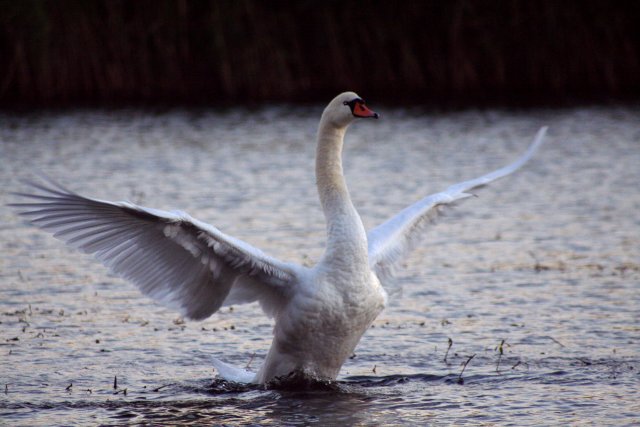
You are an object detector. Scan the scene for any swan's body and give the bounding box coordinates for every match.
[13,92,547,384]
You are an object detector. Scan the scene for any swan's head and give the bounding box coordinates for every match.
[323,91,379,128]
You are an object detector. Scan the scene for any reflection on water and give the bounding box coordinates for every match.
[1,106,639,425]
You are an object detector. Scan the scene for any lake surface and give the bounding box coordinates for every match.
[1,105,638,425]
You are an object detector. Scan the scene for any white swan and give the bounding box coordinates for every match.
[13,92,547,385]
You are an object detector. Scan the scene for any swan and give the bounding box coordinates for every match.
[12,92,547,385]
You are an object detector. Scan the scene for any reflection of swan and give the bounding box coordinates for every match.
[13,92,547,385]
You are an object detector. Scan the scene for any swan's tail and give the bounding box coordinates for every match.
[212,358,256,384]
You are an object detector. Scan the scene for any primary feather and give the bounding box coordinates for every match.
[12,180,298,320]
[367,127,547,283]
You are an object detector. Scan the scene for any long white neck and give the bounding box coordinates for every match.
[315,116,367,265]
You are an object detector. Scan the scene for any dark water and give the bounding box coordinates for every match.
[1,106,639,425]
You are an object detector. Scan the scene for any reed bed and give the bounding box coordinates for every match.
[1,0,638,108]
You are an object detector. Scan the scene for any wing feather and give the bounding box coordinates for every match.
[11,181,301,320]
[368,127,547,283]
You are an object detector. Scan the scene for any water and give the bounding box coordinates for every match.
[1,106,638,425]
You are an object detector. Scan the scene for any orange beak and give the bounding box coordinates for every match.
[353,103,379,119]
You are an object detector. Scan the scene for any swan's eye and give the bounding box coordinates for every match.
[344,98,363,110]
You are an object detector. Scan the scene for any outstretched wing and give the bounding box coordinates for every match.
[11,180,302,320]
[368,127,547,283]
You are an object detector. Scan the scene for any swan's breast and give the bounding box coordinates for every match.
[262,264,386,380]
[285,268,385,342]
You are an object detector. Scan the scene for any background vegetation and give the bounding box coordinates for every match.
[1,0,639,108]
